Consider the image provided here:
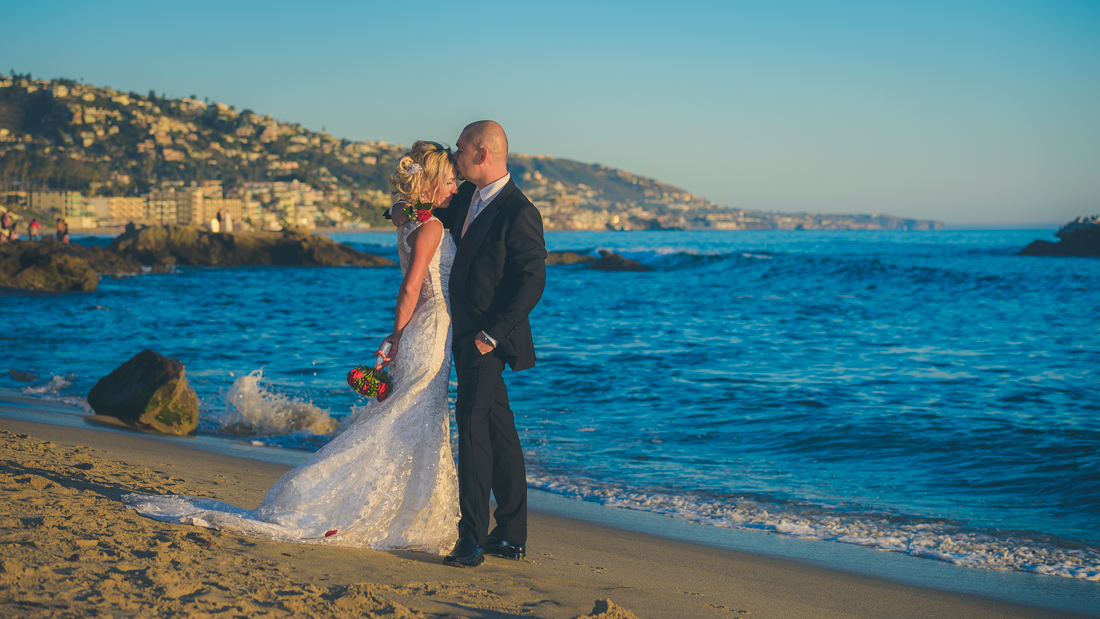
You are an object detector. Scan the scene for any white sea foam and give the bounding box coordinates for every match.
[217,369,337,437]
[22,374,74,395]
[19,374,93,413]
[527,470,1100,581]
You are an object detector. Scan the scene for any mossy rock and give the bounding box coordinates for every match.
[87,350,199,436]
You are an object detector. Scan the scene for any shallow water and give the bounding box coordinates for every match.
[3,228,1098,581]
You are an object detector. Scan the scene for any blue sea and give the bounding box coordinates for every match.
[3,229,1099,584]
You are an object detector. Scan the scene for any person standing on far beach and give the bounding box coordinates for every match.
[1,211,13,242]
[29,219,42,241]
[55,218,69,243]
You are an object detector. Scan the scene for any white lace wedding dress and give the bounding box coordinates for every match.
[125,217,460,554]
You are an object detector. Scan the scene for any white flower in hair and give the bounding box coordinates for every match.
[407,163,422,175]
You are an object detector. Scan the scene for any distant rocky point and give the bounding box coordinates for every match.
[1020,216,1100,257]
[1,227,393,293]
[109,225,395,267]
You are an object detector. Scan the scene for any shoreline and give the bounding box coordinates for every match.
[1,392,1096,618]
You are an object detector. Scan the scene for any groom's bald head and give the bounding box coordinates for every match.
[456,120,509,188]
[460,120,508,161]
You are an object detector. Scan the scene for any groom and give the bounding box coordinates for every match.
[390,121,547,567]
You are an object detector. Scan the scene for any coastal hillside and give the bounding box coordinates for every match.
[0,74,943,231]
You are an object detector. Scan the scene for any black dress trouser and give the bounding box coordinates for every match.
[451,330,528,546]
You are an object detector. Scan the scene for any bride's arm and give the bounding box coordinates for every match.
[377,220,444,367]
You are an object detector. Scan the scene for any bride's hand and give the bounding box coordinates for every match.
[375,334,399,369]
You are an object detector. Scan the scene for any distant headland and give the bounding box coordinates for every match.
[1,74,943,233]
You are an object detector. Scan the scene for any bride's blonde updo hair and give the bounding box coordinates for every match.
[389,140,455,206]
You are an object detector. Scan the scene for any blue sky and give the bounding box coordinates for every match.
[4,0,1098,225]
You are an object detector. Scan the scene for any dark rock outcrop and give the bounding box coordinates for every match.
[1020,217,1100,257]
[591,250,651,272]
[0,238,144,293]
[547,250,651,271]
[0,241,100,292]
[109,225,396,267]
[87,350,199,436]
[546,251,597,266]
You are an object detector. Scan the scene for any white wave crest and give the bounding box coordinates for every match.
[218,369,337,437]
[18,373,93,413]
[21,374,74,395]
[527,470,1100,581]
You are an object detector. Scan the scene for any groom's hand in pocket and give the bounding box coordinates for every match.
[474,331,496,356]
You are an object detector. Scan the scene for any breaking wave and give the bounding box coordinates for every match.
[19,374,93,413]
[215,369,337,437]
[21,374,75,395]
[527,470,1100,581]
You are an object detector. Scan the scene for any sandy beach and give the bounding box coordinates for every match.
[1,412,1089,619]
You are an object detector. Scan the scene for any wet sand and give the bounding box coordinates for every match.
[0,416,1088,619]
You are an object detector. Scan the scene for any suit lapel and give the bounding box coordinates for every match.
[453,179,515,282]
[450,182,477,246]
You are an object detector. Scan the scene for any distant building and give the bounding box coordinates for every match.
[29,190,92,219]
[146,182,241,227]
[146,197,178,224]
[86,196,145,223]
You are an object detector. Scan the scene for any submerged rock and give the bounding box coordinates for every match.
[546,250,597,266]
[8,369,37,382]
[109,225,396,267]
[591,250,651,272]
[1020,217,1100,257]
[87,350,199,436]
[546,250,651,271]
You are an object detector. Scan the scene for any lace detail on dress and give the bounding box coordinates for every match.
[124,218,459,554]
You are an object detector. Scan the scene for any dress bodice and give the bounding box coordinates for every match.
[397,216,454,311]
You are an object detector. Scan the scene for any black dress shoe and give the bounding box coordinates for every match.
[483,535,526,561]
[443,538,484,568]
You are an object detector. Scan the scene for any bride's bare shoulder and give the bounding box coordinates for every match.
[408,218,443,250]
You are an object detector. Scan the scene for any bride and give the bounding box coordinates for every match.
[125,141,461,554]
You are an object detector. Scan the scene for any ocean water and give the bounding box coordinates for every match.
[3,229,1098,583]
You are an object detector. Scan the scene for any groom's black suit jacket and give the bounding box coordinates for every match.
[435,178,547,372]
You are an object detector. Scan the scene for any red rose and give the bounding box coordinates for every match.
[376,382,389,401]
[416,209,433,223]
[325,530,337,537]
[347,368,363,388]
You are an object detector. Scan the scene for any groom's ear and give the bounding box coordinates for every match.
[473,146,488,166]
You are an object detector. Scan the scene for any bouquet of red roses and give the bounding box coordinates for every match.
[347,365,392,402]
[403,199,434,224]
